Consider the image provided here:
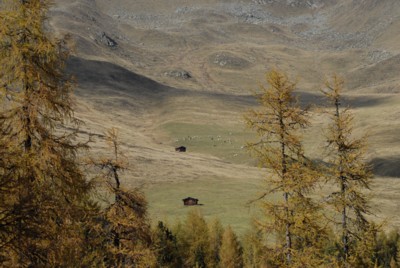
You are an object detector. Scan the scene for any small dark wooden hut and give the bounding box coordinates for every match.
[175,146,186,152]
[182,197,198,206]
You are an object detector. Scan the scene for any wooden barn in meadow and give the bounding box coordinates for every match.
[182,197,198,206]
[175,146,186,152]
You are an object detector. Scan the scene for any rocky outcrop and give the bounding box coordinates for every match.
[252,0,331,8]
[100,32,118,48]
[164,70,192,79]
[209,52,251,70]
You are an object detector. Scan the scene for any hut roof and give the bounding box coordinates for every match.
[182,197,198,202]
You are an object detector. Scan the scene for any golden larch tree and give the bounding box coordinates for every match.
[176,209,211,268]
[323,75,375,267]
[208,218,224,268]
[92,128,156,267]
[219,226,243,268]
[0,0,94,265]
[245,70,327,266]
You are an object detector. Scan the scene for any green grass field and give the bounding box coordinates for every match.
[146,122,283,234]
[161,122,257,165]
[145,120,400,234]
[145,175,268,235]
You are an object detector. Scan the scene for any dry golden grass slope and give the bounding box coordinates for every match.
[48,0,400,231]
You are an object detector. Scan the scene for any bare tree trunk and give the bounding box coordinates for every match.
[335,96,349,266]
[112,167,120,202]
[280,114,291,264]
[112,166,121,263]
[341,179,348,265]
[284,191,291,264]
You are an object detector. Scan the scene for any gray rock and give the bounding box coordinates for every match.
[100,32,118,48]
[164,70,192,79]
[210,52,251,69]
[366,50,392,64]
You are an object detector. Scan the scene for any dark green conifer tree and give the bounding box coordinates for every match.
[154,221,182,267]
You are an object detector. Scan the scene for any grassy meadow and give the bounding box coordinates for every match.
[145,175,265,235]
[142,117,400,234]
[161,122,256,165]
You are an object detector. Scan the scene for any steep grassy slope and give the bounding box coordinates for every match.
[49,0,400,231]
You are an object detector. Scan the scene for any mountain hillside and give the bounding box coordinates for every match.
[48,0,400,231]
